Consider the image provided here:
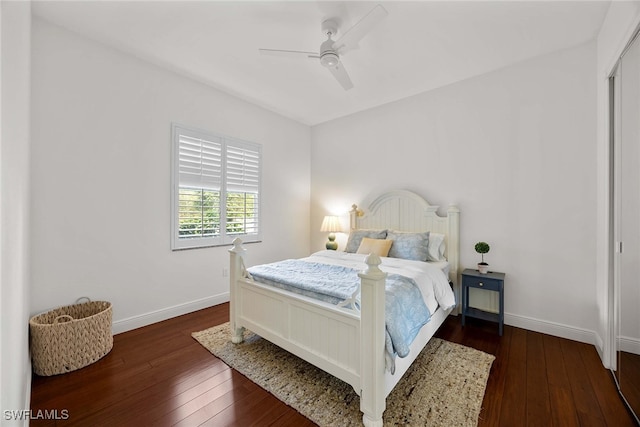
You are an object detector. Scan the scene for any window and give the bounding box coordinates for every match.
[171,124,261,250]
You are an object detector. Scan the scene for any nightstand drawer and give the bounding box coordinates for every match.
[461,268,506,335]
[462,275,502,291]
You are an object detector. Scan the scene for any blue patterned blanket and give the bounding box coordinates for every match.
[247,259,432,373]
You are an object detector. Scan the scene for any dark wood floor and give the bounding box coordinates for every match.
[620,351,640,420]
[30,303,636,426]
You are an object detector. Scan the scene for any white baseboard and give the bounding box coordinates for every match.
[110,296,614,363]
[620,335,640,355]
[112,293,229,335]
[505,312,600,348]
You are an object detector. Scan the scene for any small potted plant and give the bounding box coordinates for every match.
[474,241,490,274]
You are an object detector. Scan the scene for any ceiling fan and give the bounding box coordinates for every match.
[259,4,388,91]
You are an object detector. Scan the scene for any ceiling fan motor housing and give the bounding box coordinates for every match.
[319,36,339,68]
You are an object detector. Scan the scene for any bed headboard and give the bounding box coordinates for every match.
[349,190,460,286]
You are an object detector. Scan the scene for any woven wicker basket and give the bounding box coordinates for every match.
[29,299,113,376]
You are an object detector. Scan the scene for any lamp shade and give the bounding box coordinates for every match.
[320,215,342,233]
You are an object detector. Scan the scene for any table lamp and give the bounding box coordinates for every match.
[320,215,341,250]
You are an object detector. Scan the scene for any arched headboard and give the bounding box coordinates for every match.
[349,190,460,303]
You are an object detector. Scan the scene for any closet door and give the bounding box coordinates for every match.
[615,29,640,421]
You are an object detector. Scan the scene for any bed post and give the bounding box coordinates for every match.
[229,238,246,344]
[447,205,461,314]
[350,203,363,231]
[358,253,387,427]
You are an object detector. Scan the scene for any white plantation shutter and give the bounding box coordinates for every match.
[171,124,262,250]
[225,139,260,194]
[178,130,222,191]
[225,139,261,238]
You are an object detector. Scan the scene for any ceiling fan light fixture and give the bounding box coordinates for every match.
[320,52,340,68]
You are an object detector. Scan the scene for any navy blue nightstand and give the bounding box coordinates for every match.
[461,268,505,336]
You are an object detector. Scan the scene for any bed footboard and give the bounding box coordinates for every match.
[229,238,388,426]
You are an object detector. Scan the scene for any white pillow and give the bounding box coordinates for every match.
[427,233,446,262]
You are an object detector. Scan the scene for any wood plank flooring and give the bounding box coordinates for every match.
[620,351,640,418]
[30,303,636,426]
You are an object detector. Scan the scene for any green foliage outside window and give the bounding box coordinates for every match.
[226,192,258,235]
[178,188,220,238]
[178,188,258,238]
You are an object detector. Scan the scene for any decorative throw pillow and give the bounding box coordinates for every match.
[427,233,447,262]
[386,231,430,261]
[356,237,393,257]
[345,229,387,253]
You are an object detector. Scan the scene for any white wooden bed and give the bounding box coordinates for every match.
[229,190,460,426]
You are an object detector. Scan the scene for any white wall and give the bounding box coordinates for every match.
[595,1,640,367]
[30,18,311,332]
[25,0,634,378]
[1,1,32,424]
[311,42,598,345]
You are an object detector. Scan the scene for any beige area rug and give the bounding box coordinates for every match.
[192,323,494,426]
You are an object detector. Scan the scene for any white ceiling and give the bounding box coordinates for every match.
[32,1,611,126]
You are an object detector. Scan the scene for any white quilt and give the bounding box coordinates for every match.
[301,250,456,314]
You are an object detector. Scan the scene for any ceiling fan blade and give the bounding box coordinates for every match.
[333,4,388,53]
[327,62,354,91]
[259,48,320,59]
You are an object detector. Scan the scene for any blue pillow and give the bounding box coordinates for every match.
[386,231,430,261]
[345,229,387,253]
